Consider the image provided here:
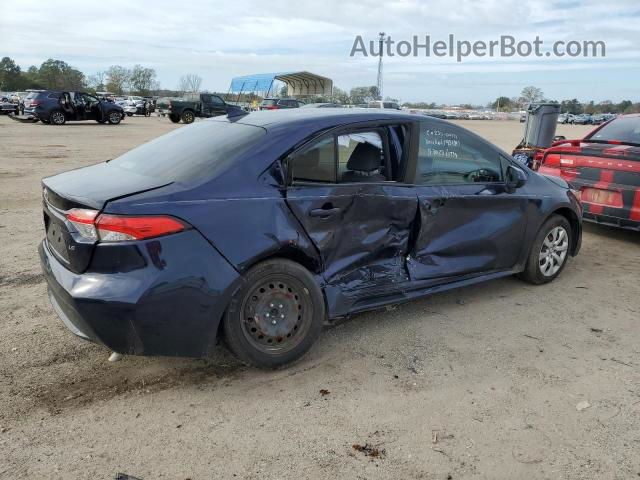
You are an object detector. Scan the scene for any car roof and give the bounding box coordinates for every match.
[228,108,417,128]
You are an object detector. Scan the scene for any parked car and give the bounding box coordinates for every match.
[156,93,239,123]
[539,114,640,231]
[571,114,593,125]
[17,90,124,125]
[558,113,574,124]
[39,109,582,368]
[0,100,18,115]
[422,111,447,119]
[259,98,304,110]
[300,103,343,108]
[366,100,401,110]
[591,114,607,125]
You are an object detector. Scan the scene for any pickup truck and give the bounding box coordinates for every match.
[156,93,239,124]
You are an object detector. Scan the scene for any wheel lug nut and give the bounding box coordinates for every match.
[271,320,276,325]
[279,304,283,308]
[265,313,270,317]
[270,303,274,308]
[280,314,285,318]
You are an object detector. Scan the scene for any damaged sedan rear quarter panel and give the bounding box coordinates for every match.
[39,109,582,366]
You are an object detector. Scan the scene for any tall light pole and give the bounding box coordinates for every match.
[376,32,385,100]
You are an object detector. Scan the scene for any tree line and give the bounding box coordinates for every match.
[0,56,191,96]
[487,86,639,114]
[1,57,637,112]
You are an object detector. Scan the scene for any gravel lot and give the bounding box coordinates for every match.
[1,115,639,479]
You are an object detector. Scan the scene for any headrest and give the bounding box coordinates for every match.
[346,142,382,172]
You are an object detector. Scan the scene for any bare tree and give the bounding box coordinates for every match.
[178,74,203,93]
[87,70,106,91]
[520,86,544,105]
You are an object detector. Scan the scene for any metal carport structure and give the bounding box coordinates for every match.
[229,71,333,99]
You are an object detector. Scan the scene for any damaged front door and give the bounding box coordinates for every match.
[407,120,528,281]
[285,124,418,308]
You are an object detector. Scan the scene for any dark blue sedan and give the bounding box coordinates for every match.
[39,109,582,367]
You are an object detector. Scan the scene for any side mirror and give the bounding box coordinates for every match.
[506,165,527,192]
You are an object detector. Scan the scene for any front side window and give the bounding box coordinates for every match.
[417,121,502,185]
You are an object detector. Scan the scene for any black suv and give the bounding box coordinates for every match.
[22,90,124,125]
[259,98,303,110]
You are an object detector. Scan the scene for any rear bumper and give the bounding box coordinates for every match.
[583,212,640,231]
[39,230,241,357]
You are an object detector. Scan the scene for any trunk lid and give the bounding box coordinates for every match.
[42,162,171,273]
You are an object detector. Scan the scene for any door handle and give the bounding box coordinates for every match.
[309,207,341,217]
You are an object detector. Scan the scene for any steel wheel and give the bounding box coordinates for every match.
[240,275,313,355]
[539,226,569,277]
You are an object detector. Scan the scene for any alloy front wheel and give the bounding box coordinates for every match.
[539,226,569,277]
[519,214,572,284]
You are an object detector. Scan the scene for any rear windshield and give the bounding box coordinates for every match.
[261,99,277,106]
[589,116,640,145]
[109,121,266,183]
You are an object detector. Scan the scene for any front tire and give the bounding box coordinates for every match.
[223,259,324,368]
[107,111,122,125]
[49,110,66,125]
[168,113,180,123]
[519,215,571,284]
[181,110,195,124]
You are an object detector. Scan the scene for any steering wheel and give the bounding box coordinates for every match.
[464,168,499,182]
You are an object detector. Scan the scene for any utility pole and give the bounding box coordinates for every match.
[376,32,385,100]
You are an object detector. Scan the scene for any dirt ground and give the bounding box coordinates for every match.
[1,115,639,480]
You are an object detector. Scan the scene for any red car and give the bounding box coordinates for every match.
[539,114,640,231]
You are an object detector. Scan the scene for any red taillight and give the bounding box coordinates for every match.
[67,209,99,240]
[66,209,186,242]
[96,214,186,241]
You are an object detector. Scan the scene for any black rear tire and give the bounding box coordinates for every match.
[518,215,572,285]
[223,259,324,368]
[168,113,180,123]
[181,110,195,124]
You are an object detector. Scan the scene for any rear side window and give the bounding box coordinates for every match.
[211,95,225,105]
[589,117,640,145]
[109,121,266,183]
[417,121,502,185]
[261,99,277,106]
[289,137,335,182]
[289,128,395,184]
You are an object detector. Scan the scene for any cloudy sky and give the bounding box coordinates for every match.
[1,0,638,104]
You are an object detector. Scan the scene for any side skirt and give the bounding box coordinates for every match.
[324,269,517,320]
